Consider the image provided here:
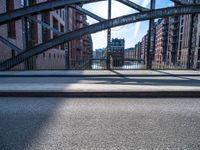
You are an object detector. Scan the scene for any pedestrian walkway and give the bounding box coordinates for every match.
[0,70,199,77]
[0,70,199,97]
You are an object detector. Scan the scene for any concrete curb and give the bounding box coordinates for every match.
[0,91,199,98]
[0,74,200,78]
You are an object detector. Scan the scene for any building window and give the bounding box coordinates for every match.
[6,0,16,38]
[181,27,183,33]
[11,50,15,57]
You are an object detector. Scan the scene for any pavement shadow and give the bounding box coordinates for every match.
[0,71,85,150]
[89,70,200,87]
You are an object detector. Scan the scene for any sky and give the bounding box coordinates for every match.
[83,0,174,50]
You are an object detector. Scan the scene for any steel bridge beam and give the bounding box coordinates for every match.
[1,5,200,70]
[170,0,189,5]
[116,0,149,12]
[0,36,22,54]
[71,6,106,22]
[0,0,105,25]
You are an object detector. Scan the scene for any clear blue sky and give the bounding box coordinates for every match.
[83,0,173,50]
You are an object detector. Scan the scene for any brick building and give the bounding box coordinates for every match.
[124,48,136,59]
[166,15,180,65]
[177,0,200,68]
[68,8,93,69]
[134,42,142,60]
[0,0,93,70]
[0,0,24,69]
[154,18,168,63]
[176,15,192,67]
[140,33,148,62]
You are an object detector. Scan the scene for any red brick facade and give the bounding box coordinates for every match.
[0,0,93,70]
[68,8,93,69]
[154,18,168,63]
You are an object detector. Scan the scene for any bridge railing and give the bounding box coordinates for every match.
[1,54,200,70]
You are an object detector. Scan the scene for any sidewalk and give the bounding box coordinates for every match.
[0,70,199,77]
[0,70,199,97]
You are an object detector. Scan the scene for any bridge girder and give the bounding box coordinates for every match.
[0,4,200,70]
[116,0,149,12]
[71,5,106,22]
[0,0,149,25]
[0,0,106,25]
[170,0,189,5]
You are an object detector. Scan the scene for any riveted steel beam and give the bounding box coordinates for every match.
[0,36,22,54]
[116,0,149,12]
[71,6,106,22]
[0,0,105,25]
[1,4,200,70]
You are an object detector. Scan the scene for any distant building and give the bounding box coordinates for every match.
[141,33,148,62]
[135,42,142,60]
[124,48,136,59]
[93,48,106,59]
[110,38,125,67]
[154,18,168,63]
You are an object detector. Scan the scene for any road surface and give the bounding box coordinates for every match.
[0,97,200,150]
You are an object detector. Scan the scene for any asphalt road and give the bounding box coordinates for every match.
[0,98,200,150]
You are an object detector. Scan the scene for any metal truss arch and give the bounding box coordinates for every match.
[1,4,200,70]
[0,0,106,25]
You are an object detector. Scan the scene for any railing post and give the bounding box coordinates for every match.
[107,0,112,70]
[187,0,196,69]
[147,0,155,70]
